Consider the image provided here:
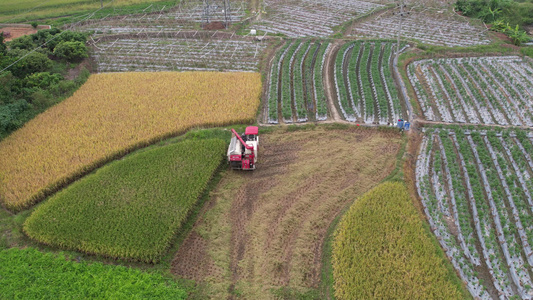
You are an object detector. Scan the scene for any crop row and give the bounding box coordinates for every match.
[24,139,226,262]
[254,0,384,37]
[0,72,261,211]
[351,10,491,47]
[92,37,266,72]
[409,56,533,126]
[267,39,329,123]
[333,182,464,299]
[416,128,533,299]
[333,41,404,124]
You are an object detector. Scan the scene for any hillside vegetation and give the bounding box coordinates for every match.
[0,0,174,23]
[24,138,226,262]
[332,182,466,299]
[0,247,186,299]
[0,71,261,211]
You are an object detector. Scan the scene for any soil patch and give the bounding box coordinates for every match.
[0,24,50,41]
[171,127,403,299]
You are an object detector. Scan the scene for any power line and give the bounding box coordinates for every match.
[1,0,115,75]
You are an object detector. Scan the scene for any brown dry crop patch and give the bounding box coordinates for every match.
[171,126,403,299]
[0,24,49,41]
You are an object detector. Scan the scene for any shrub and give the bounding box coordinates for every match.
[25,72,63,89]
[53,41,88,62]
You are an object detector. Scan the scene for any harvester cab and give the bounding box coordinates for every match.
[227,126,258,170]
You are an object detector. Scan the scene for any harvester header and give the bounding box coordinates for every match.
[227,126,258,170]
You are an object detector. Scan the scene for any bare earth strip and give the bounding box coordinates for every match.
[171,127,402,299]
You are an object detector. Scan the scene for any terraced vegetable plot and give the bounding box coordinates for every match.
[91,34,267,72]
[416,128,533,299]
[254,0,384,37]
[351,10,490,47]
[267,39,329,123]
[333,41,405,124]
[74,0,247,35]
[409,56,533,126]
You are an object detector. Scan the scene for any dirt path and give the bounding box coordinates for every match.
[323,41,343,122]
[171,127,402,299]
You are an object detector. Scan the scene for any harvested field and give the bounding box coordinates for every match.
[171,126,403,298]
[351,9,491,47]
[254,0,384,37]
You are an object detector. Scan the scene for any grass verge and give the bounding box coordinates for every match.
[0,247,187,299]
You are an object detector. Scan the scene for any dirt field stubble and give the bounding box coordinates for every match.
[171,127,403,299]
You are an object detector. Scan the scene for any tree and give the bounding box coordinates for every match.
[9,35,35,50]
[0,33,6,55]
[10,51,52,78]
[53,41,88,62]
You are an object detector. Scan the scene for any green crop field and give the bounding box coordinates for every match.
[0,0,174,23]
[332,182,466,299]
[23,138,226,262]
[0,247,186,299]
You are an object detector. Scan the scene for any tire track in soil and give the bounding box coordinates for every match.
[171,128,402,299]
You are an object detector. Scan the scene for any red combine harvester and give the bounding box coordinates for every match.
[227,126,258,170]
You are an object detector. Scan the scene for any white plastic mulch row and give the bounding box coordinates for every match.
[469,133,533,299]
[334,43,356,122]
[283,42,304,123]
[415,131,490,299]
[92,37,266,72]
[254,0,383,37]
[351,11,490,47]
[76,1,247,34]
[449,132,512,298]
[409,56,533,126]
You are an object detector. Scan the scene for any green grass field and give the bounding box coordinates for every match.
[0,0,176,24]
[332,182,467,299]
[0,247,186,299]
[23,138,226,262]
